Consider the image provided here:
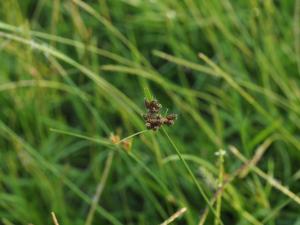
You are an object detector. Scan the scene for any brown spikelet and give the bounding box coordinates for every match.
[143,99,177,131]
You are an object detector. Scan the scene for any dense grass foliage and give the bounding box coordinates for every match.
[1,0,300,224]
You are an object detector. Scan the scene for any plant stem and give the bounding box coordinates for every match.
[162,127,222,225]
[214,151,224,225]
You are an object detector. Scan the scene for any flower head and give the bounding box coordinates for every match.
[143,99,177,131]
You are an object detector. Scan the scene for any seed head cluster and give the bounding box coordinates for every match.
[143,99,177,131]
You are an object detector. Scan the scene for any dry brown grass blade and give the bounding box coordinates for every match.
[160,207,187,225]
[229,145,300,205]
[84,152,114,225]
[51,212,60,225]
[198,139,275,225]
[198,165,263,225]
[239,137,273,178]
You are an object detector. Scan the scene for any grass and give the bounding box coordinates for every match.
[0,0,300,224]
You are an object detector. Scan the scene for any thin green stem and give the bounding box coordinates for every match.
[116,130,148,144]
[162,127,223,225]
[50,128,171,197]
[214,151,225,225]
[85,152,115,225]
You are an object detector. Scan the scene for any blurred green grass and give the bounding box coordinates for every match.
[0,0,300,224]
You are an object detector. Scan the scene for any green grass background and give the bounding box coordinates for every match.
[1,0,300,224]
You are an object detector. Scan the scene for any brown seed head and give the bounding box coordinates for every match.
[144,99,162,113]
[143,99,177,131]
